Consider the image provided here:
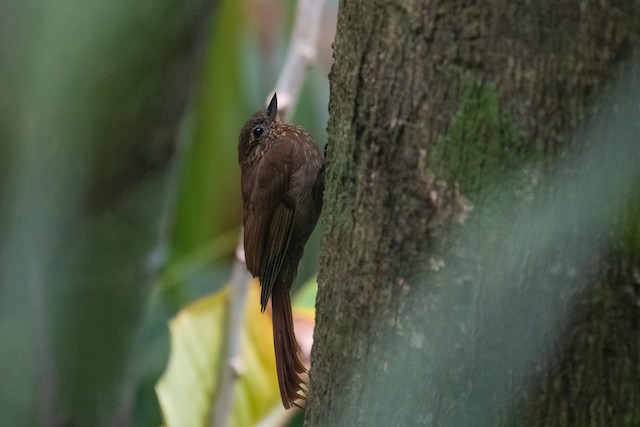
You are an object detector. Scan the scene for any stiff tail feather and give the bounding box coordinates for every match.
[271,285,306,409]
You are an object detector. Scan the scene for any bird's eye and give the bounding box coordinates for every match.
[253,127,264,138]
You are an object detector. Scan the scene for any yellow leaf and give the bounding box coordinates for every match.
[156,280,279,427]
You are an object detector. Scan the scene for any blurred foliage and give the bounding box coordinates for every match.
[156,278,318,427]
[157,281,280,427]
[0,0,331,425]
[170,0,247,266]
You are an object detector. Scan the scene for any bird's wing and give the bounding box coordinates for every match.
[242,141,295,310]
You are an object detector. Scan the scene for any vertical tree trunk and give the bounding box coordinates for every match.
[306,1,640,426]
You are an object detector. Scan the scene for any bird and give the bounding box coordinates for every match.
[238,93,324,408]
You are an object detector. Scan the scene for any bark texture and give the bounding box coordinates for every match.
[306,1,640,426]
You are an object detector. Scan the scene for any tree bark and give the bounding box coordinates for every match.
[306,1,640,426]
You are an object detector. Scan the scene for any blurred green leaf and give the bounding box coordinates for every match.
[0,1,214,425]
[156,281,280,427]
[156,227,240,295]
[292,277,319,311]
[171,0,248,260]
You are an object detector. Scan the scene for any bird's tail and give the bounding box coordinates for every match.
[271,284,306,409]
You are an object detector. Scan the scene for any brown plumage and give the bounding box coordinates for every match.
[238,93,324,409]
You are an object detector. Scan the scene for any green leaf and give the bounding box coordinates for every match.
[0,1,213,425]
[156,281,281,427]
[171,0,248,260]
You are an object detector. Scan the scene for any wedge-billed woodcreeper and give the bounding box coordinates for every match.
[238,93,324,408]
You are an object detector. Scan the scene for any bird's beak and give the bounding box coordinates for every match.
[267,92,278,122]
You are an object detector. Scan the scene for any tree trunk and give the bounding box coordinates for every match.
[306,1,640,426]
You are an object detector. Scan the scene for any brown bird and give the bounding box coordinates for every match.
[238,93,324,408]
